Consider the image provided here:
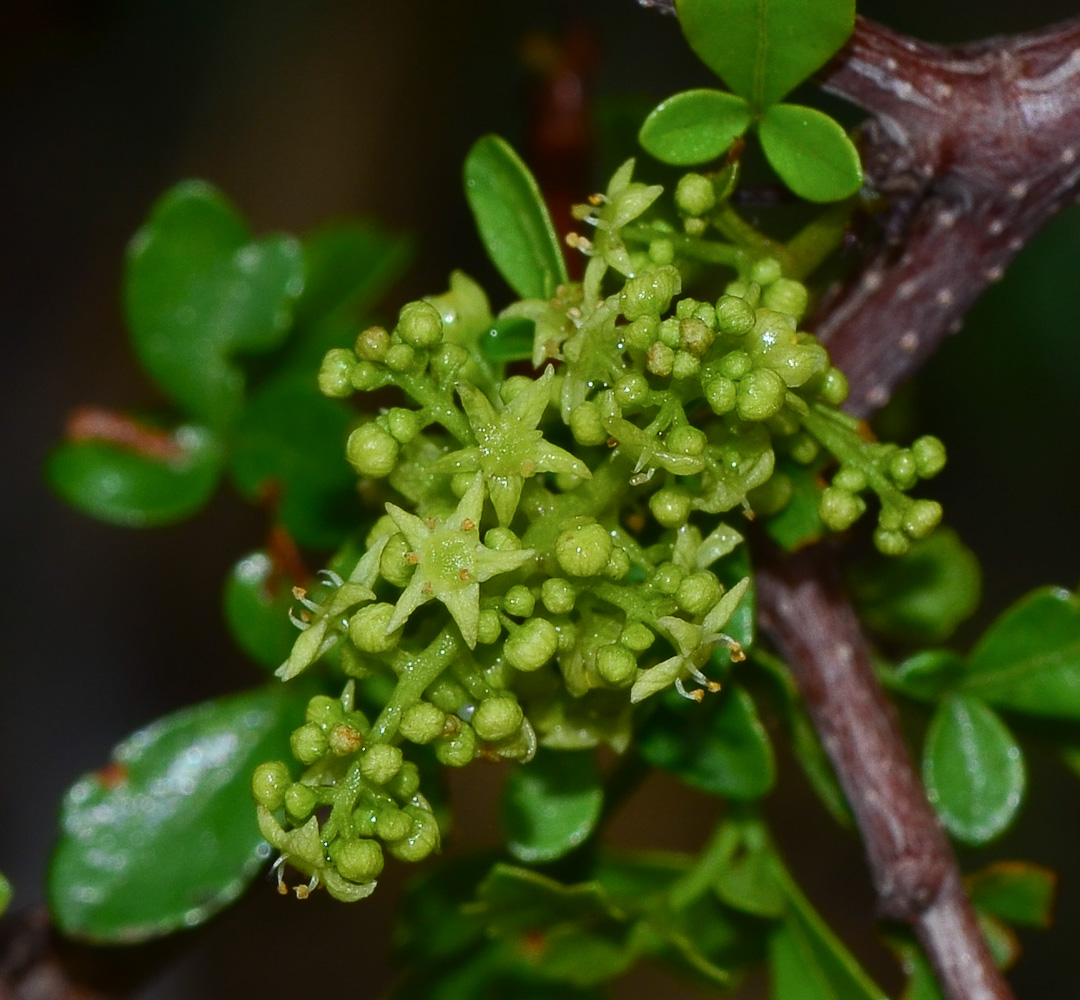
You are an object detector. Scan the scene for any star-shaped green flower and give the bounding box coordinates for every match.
[630,577,750,703]
[384,473,535,647]
[432,367,590,525]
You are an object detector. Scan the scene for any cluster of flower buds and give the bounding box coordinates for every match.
[258,157,945,899]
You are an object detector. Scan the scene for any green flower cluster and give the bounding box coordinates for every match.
[254,158,944,899]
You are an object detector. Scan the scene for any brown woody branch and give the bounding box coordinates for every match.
[639,4,1080,999]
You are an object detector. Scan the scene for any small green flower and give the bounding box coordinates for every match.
[630,577,750,703]
[433,367,590,525]
[581,158,664,276]
[384,473,534,647]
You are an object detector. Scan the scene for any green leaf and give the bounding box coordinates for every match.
[758,104,863,203]
[639,89,752,166]
[481,316,536,365]
[464,135,568,300]
[228,376,359,549]
[713,825,786,919]
[0,872,11,917]
[469,864,635,987]
[764,460,827,552]
[922,695,1026,845]
[46,425,222,528]
[675,0,855,109]
[771,881,888,1000]
[49,683,310,941]
[884,650,966,703]
[967,861,1057,928]
[502,749,603,863]
[282,221,413,372]
[639,684,774,799]
[223,550,305,671]
[959,587,1080,720]
[850,528,981,644]
[125,180,305,428]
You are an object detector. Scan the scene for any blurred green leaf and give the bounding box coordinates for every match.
[675,0,855,109]
[125,180,304,428]
[469,864,634,987]
[502,749,603,864]
[713,826,785,919]
[770,878,888,1000]
[47,425,222,528]
[464,135,568,300]
[49,683,310,941]
[639,685,774,799]
[281,221,413,371]
[960,587,1080,720]
[592,851,691,910]
[850,528,981,644]
[639,89,752,166]
[229,377,359,549]
[759,104,863,202]
[0,872,11,917]
[764,460,827,552]
[223,550,305,671]
[481,316,536,365]
[883,650,966,703]
[922,695,1025,845]
[967,862,1056,928]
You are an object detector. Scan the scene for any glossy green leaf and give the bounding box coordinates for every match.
[884,650,966,703]
[639,685,774,799]
[967,861,1056,928]
[922,695,1026,845]
[850,528,981,644]
[223,550,305,671]
[464,135,568,300]
[229,377,359,549]
[46,425,222,528]
[960,587,1080,720]
[49,684,310,941]
[771,879,888,1000]
[481,316,536,364]
[125,180,304,428]
[502,749,603,863]
[639,89,752,166]
[675,0,855,109]
[764,460,827,552]
[759,104,863,203]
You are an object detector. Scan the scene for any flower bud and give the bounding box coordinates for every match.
[819,487,864,532]
[347,423,399,478]
[387,806,440,863]
[305,695,344,729]
[318,348,356,398]
[736,368,786,421]
[350,602,403,654]
[434,723,477,767]
[749,257,783,286]
[328,722,364,756]
[912,435,947,478]
[384,343,417,373]
[333,837,384,883]
[569,402,607,447]
[704,375,737,415]
[251,760,291,810]
[556,520,613,577]
[904,499,943,540]
[387,407,421,444]
[874,527,910,556]
[379,534,415,587]
[400,702,447,744]
[360,743,403,785]
[675,172,717,217]
[505,617,559,672]
[290,723,328,765]
[502,584,535,618]
[597,644,638,687]
[677,571,722,616]
[761,277,808,319]
[477,608,502,645]
[541,578,576,615]
[355,325,391,361]
[285,782,317,821]
[650,486,692,528]
[473,693,525,742]
[397,300,444,347]
[613,372,650,411]
[375,807,413,842]
[386,761,421,800]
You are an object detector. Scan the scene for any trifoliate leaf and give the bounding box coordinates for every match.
[464,135,568,300]
[922,695,1026,845]
[759,103,863,202]
[49,684,310,941]
[675,0,855,110]
[639,89,752,166]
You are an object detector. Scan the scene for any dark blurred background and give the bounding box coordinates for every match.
[3,1,1080,996]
